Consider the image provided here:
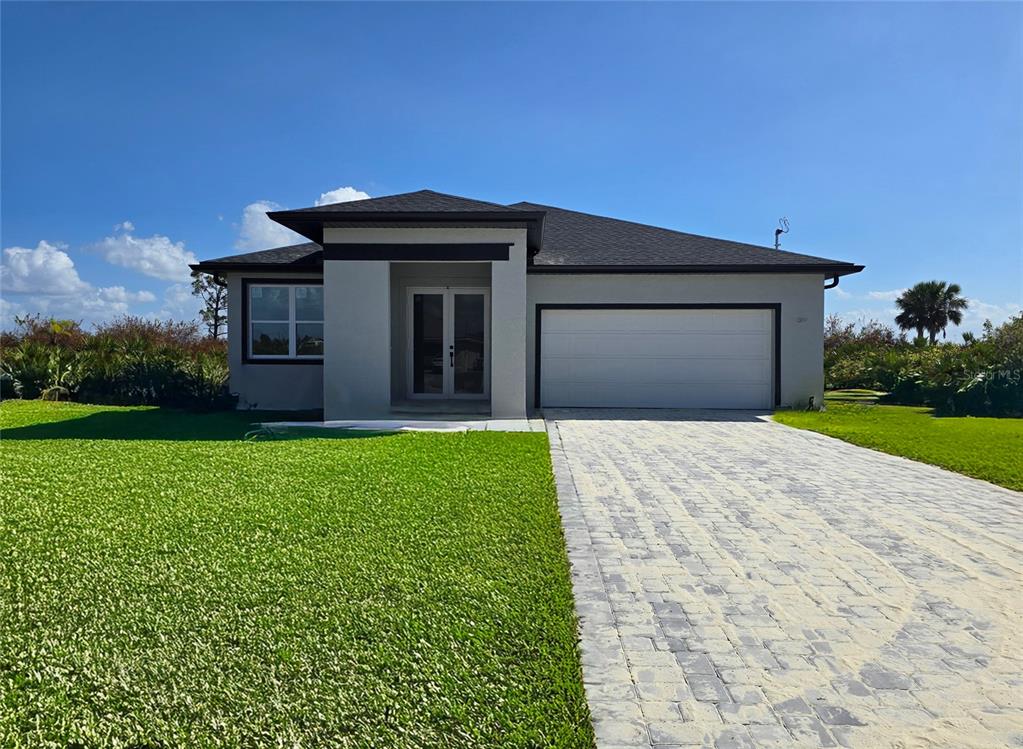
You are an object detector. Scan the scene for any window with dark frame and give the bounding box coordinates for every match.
[248,284,324,359]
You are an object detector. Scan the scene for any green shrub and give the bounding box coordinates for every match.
[1,315,234,410]
[0,340,53,400]
[823,316,909,391]
[826,314,1023,416]
[952,315,1023,416]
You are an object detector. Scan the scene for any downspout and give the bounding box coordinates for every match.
[824,276,840,289]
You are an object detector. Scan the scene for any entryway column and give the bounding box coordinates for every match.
[490,235,528,418]
[323,260,390,418]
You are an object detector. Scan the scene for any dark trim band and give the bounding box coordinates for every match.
[322,243,511,261]
[193,261,864,277]
[267,209,546,251]
[528,264,864,278]
[533,303,782,409]
[241,277,325,366]
[193,262,323,274]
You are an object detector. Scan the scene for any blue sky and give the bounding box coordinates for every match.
[2,1,1020,333]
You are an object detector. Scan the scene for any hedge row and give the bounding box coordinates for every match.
[1,316,234,410]
[824,314,1023,416]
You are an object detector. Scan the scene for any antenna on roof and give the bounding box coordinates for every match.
[774,217,789,250]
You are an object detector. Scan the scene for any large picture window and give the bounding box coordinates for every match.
[248,283,323,359]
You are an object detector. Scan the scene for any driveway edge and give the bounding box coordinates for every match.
[548,420,652,749]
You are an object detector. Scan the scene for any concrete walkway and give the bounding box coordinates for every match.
[547,409,1022,749]
[258,417,545,433]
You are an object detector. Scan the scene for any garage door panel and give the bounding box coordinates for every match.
[542,308,770,333]
[542,381,772,409]
[542,356,771,385]
[540,308,774,409]
[543,331,771,358]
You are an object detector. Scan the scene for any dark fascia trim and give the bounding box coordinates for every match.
[533,303,782,410]
[268,209,546,252]
[241,277,325,366]
[191,262,323,274]
[528,263,865,277]
[194,260,865,276]
[188,266,228,286]
[323,243,511,262]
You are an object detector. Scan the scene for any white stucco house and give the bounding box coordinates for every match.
[190,190,863,419]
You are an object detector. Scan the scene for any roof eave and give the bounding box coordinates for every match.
[190,261,324,274]
[192,260,866,276]
[267,209,546,252]
[527,263,866,276]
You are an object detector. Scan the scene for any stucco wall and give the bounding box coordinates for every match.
[322,260,392,418]
[224,272,324,411]
[526,273,826,411]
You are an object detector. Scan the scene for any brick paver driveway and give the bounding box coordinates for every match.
[547,410,1022,749]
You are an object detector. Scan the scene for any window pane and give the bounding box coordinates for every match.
[250,286,289,320]
[454,294,485,394]
[413,294,444,394]
[251,322,289,355]
[295,286,323,320]
[296,323,324,356]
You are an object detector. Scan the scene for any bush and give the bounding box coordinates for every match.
[1,315,234,410]
[952,315,1023,416]
[823,315,908,391]
[825,314,1023,416]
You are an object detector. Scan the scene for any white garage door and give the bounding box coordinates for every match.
[540,308,773,409]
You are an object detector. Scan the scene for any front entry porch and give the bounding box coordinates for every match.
[391,399,491,416]
[321,237,527,420]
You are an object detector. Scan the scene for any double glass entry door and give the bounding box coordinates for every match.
[409,288,489,399]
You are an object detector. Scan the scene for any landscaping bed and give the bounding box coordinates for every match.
[0,401,593,747]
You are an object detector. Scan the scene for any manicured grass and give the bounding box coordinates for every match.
[774,402,1023,491]
[0,401,593,748]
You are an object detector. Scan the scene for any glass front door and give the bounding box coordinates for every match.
[409,288,489,398]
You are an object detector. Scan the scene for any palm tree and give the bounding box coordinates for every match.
[895,281,969,343]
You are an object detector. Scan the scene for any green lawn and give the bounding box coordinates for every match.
[774,402,1023,491]
[0,401,593,748]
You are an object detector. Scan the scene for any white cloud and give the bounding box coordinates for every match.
[234,200,304,251]
[0,296,28,329]
[98,286,156,304]
[836,306,900,326]
[1,239,161,329]
[314,186,371,206]
[77,296,131,318]
[3,289,151,328]
[1,241,89,294]
[962,299,1022,331]
[160,283,198,319]
[832,286,852,299]
[867,288,906,301]
[114,220,135,232]
[92,228,197,282]
[233,187,371,251]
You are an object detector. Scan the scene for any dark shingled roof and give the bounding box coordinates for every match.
[512,202,859,270]
[192,191,863,276]
[263,189,545,249]
[289,189,525,214]
[198,242,322,268]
